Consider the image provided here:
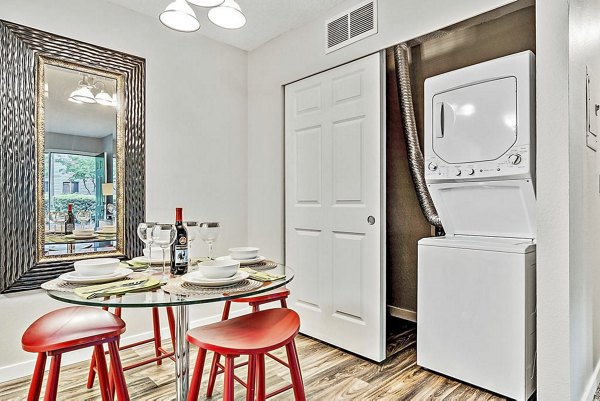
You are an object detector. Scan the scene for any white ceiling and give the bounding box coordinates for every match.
[103,0,347,51]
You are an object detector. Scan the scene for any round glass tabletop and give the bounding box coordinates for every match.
[47,264,294,308]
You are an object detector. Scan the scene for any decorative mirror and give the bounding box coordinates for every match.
[0,20,146,292]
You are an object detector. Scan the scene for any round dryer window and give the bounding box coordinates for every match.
[431,76,517,164]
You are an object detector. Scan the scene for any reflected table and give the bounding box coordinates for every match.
[44,233,117,255]
[46,264,294,401]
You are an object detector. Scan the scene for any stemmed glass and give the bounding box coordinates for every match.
[152,224,177,282]
[137,222,157,270]
[76,210,91,230]
[199,222,221,260]
[54,212,66,234]
[48,211,57,233]
[184,221,199,266]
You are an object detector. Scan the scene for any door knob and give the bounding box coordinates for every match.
[367,216,376,225]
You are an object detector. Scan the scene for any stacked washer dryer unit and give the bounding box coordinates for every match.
[417,51,536,401]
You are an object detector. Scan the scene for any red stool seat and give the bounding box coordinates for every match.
[22,307,129,401]
[188,308,299,355]
[22,307,125,353]
[187,309,305,401]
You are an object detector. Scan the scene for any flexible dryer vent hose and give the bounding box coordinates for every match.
[393,43,443,229]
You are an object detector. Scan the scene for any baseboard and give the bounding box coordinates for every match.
[0,306,250,384]
[581,358,600,401]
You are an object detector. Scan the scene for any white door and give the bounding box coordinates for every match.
[284,52,385,362]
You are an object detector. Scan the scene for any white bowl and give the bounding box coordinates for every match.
[74,258,120,277]
[228,247,259,260]
[73,228,94,236]
[198,259,240,279]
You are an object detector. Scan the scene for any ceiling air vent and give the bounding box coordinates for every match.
[325,0,377,54]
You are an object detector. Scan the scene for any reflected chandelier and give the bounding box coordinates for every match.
[68,75,116,107]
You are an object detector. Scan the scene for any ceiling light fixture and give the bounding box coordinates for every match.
[208,0,246,29]
[159,0,201,33]
[187,0,224,7]
[159,0,245,32]
[69,85,96,104]
[68,75,117,107]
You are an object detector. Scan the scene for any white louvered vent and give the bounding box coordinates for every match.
[325,0,377,54]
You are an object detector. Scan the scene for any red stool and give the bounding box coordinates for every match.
[22,306,129,401]
[206,288,291,398]
[187,308,305,401]
[86,306,175,391]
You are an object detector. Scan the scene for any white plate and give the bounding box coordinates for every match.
[96,230,116,235]
[60,267,133,284]
[66,234,99,240]
[132,256,169,265]
[217,255,265,265]
[181,270,250,287]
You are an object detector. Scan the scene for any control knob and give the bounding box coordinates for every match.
[466,168,475,175]
[428,162,438,171]
[508,153,522,165]
[454,168,461,177]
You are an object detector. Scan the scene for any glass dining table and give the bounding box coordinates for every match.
[46,263,295,401]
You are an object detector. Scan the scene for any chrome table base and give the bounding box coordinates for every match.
[174,305,190,401]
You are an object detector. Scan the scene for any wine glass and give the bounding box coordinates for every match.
[54,212,66,234]
[48,211,57,233]
[152,223,176,282]
[184,221,198,265]
[199,222,221,260]
[76,210,91,230]
[137,222,157,270]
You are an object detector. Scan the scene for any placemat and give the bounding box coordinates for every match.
[162,277,263,296]
[242,260,278,271]
[41,272,148,293]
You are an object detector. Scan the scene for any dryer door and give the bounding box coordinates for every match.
[428,179,536,238]
[432,77,517,164]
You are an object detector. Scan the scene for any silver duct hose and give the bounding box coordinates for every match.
[393,44,443,229]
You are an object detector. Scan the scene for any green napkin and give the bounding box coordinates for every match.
[241,267,285,282]
[122,261,147,270]
[74,277,161,299]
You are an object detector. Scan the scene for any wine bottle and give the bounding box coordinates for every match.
[170,207,189,276]
[65,203,75,235]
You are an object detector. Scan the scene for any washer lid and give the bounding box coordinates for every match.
[432,77,517,164]
[428,179,536,239]
[418,236,535,254]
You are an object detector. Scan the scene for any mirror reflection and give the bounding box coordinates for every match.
[42,63,119,256]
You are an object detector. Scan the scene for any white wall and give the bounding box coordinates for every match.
[246,0,600,400]
[567,2,600,400]
[0,0,249,382]
[247,0,515,261]
[535,1,571,399]
[536,1,600,400]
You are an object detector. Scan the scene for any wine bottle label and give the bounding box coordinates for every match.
[174,247,188,265]
[66,223,74,232]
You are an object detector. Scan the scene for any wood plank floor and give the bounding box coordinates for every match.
[0,319,509,400]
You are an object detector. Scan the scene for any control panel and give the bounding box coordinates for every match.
[425,145,532,182]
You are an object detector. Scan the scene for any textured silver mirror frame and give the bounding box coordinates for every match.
[0,20,146,292]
